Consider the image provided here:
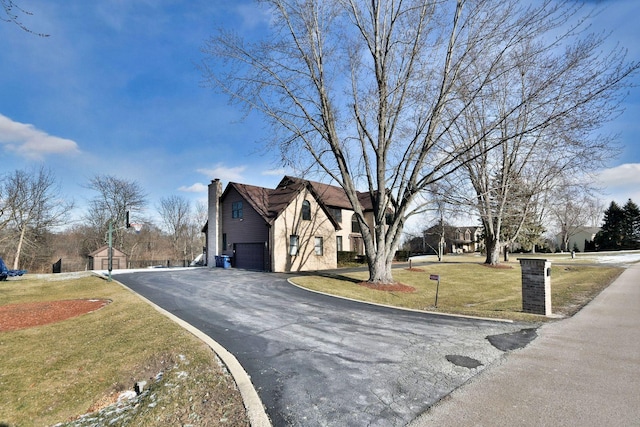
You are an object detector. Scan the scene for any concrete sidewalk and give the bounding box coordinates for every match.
[410,263,640,427]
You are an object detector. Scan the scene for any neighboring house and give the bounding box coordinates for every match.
[418,224,483,255]
[204,176,379,272]
[88,246,128,270]
[555,226,600,252]
[450,226,483,253]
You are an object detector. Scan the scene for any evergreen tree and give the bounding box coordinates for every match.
[622,199,640,249]
[595,201,625,250]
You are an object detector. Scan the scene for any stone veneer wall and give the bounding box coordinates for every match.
[518,258,552,316]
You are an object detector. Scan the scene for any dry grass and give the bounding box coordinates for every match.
[0,273,248,427]
[291,258,624,322]
[1,256,628,424]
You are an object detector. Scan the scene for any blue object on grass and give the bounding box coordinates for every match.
[0,257,27,281]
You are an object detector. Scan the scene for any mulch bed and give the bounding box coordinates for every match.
[357,282,416,293]
[0,299,111,332]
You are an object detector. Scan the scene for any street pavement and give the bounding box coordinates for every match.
[409,262,640,427]
[114,268,533,427]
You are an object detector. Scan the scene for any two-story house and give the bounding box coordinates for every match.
[204,176,377,272]
[451,226,483,253]
[417,224,483,255]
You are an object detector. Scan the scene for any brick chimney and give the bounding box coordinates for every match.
[207,179,223,267]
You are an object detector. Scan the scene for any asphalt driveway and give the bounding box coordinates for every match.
[114,267,532,426]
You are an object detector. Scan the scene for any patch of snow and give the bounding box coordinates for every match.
[589,253,640,264]
[117,390,137,402]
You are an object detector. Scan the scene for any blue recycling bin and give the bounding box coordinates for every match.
[214,255,221,268]
[221,255,231,269]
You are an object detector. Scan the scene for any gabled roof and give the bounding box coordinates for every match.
[455,226,481,233]
[226,182,275,221]
[268,177,309,218]
[278,176,374,211]
[221,179,309,225]
[88,246,128,257]
[220,176,375,229]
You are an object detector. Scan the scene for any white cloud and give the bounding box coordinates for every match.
[262,168,287,176]
[196,164,247,182]
[0,114,80,159]
[596,163,640,187]
[178,182,208,193]
[595,163,640,204]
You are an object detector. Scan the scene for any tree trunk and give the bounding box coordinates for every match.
[365,234,396,284]
[484,235,501,265]
[367,255,394,284]
[13,226,27,270]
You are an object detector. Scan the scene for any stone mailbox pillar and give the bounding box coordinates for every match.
[518,258,552,316]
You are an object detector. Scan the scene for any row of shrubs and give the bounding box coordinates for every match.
[337,250,412,265]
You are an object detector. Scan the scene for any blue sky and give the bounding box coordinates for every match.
[0,0,639,226]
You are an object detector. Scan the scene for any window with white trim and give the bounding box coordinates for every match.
[289,235,299,256]
[314,237,324,256]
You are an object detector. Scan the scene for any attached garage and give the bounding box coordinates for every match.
[234,242,267,271]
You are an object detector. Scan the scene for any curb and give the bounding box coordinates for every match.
[111,277,271,427]
[286,278,514,323]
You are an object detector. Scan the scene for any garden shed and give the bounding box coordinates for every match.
[88,246,128,271]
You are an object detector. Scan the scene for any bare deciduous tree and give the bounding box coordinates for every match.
[440,1,636,264]
[157,195,192,264]
[0,166,73,269]
[189,200,208,261]
[550,184,600,252]
[84,174,147,252]
[1,0,48,36]
[202,0,638,280]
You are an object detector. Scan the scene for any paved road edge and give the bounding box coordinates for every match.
[112,277,272,427]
